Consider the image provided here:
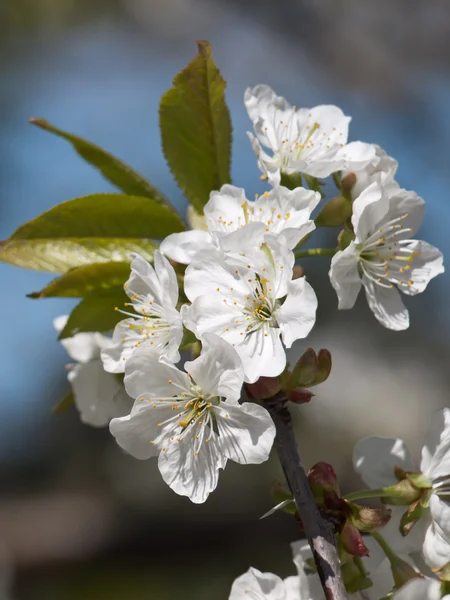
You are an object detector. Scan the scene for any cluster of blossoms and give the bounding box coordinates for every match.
[55,84,448,596]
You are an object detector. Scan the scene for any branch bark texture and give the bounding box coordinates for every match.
[264,392,348,600]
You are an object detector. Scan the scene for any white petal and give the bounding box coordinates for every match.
[218,222,267,255]
[382,187,425,238]
[338,141,377,173]
[429,494,450,540]
[238,328,286,384]
[159,230,213,265]
[229,566,286,600]
[157,425,225,504]
[182,296,243,344]
[362,276,409,330]
[353,436,415,488]
[392,578,442,600]
[328,243,362,309]
[352,181,390,242]
[109,398,176,459]
[55,316,110,363]
[126,252,163,305]
[344,144,398,198]
[216,402,275,464]
[68,360,131,427]
[185,333,244,402]
[153,250,179,307]
[423,519,450,570]
[247,132,281,186]
[290,542,328,600]
[244,84,291,122]
[184,249,246,302]
[421,408,450,480]
[204,184,248,233]
[124,348,190,400]
[277,277,317,347]
[399,240,444,296]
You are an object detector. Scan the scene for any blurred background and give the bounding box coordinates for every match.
[0,0,449,598]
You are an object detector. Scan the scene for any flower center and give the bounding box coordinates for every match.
[356,212,422,290]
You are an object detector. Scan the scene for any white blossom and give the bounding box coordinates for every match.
[54,316,131,427]
[353,408,450,572]
[329,181,444,330]
[182,237,317,383]
[342,144,398,199]
[392,578,449,600]
[229,542,322,600]
[160,184,320,265]
[110,334,275,504]
[244,84,376,186]
[101,252,183,373]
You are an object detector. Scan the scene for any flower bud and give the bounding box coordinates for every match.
[341,172,357,193]
[315,349,332,384]
[350,504,392,532]
[292,265,305,279]
[289,348,318,388]
[340,521,370,557]
[315,196,352,228]
[287,388,314,404]
[246,377,280,400]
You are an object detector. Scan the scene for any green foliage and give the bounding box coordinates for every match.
[30,118,175,212]
[160,40,232,212]
[0,193,185,272]
[28,262,132,298]
[58,286,128,339]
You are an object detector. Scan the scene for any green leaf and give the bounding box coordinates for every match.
[53,390,75,414]
[160,40,232,212]
[28,262,131,298]
[0,193,184,272]
[30,118,176,213]
[59,286,128,339]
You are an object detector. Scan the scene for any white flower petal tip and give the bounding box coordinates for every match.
[342,144,399,198]
[183,242,316,383]
[112,337,275,503]
[101,251,183,374]
[329,181,444,330]
[392,578,443,600]
[244,84,375,182]
[260,499,295,520]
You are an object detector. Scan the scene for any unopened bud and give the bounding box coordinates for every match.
[289,348,318,388]
[292,265,305,279]
[315,196,352,228]
[287,388,314,404]
[315,349,332,384]
[350,504,392,532]
[308,462,339,495]
[246,377,281,400]
[340,521,369,557]
[341,172,357,193]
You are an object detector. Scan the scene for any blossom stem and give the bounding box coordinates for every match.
[332,172,342,190]
[343,488,394,502]
[264,392,348,600]
[294,248,337,259]
[370,530,398,564]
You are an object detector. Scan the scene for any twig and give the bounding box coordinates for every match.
[264,392,348,600]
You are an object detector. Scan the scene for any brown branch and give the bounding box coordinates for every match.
[264,392,348,600]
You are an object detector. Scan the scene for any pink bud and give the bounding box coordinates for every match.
[246,377,280,400]
[287,388,314,404]
[340,521,370,557]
